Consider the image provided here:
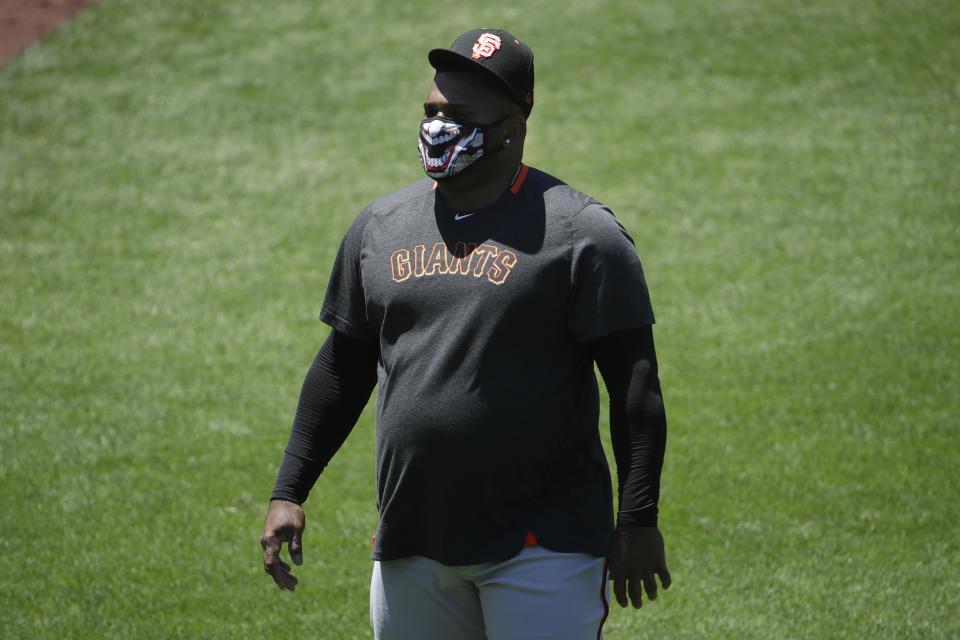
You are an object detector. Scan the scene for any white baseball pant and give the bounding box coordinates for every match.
[370,545,609,639]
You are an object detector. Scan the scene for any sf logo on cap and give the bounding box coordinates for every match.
[472,33,502,59]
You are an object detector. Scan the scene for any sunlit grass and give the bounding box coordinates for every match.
[1,0,957,637]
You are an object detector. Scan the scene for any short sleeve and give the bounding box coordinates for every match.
[568,204,655,342]
[319,207,377,343]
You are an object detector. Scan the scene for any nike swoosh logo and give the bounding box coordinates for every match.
[454,212,474,221]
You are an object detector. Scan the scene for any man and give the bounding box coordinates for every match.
[261,28,671,639]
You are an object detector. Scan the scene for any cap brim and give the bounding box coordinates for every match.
[428,48,518,100]
[429,49,487,73]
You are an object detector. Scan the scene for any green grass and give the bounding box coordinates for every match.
[1,0,957,637]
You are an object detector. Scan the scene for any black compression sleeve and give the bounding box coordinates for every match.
[592,325,667,527]
[270,329,378,504]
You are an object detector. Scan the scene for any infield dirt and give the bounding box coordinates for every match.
[0,0,98,64]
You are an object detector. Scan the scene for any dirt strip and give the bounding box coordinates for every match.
[0,0,100,64]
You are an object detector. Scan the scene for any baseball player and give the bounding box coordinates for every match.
[260,28,671,639]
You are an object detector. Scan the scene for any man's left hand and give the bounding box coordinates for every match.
[607,524,671,609]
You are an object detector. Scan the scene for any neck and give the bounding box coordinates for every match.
[436,152,523,211]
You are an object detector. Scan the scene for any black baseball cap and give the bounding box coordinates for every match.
[428,29,535,119]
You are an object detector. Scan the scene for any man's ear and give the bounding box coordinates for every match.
[505,114,527,145]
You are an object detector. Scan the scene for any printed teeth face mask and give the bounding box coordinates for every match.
[417,115,505,180]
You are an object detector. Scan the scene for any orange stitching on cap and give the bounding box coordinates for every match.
[472,33,502,59]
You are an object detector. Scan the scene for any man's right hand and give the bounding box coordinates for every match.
[260,499,306,591]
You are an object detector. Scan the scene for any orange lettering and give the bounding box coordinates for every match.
[412,244,426,277]
[471,244,499,278]
[444,241,477,275]
[487,249,517,285]
[392,241,515,285]
[391,248,412,282]
[423,242,449,275]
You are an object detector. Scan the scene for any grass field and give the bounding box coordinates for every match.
[2,0,958,637]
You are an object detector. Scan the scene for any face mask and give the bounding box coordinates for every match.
[417,115,508,180]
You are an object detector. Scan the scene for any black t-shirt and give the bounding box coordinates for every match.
[320,165,655,564]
